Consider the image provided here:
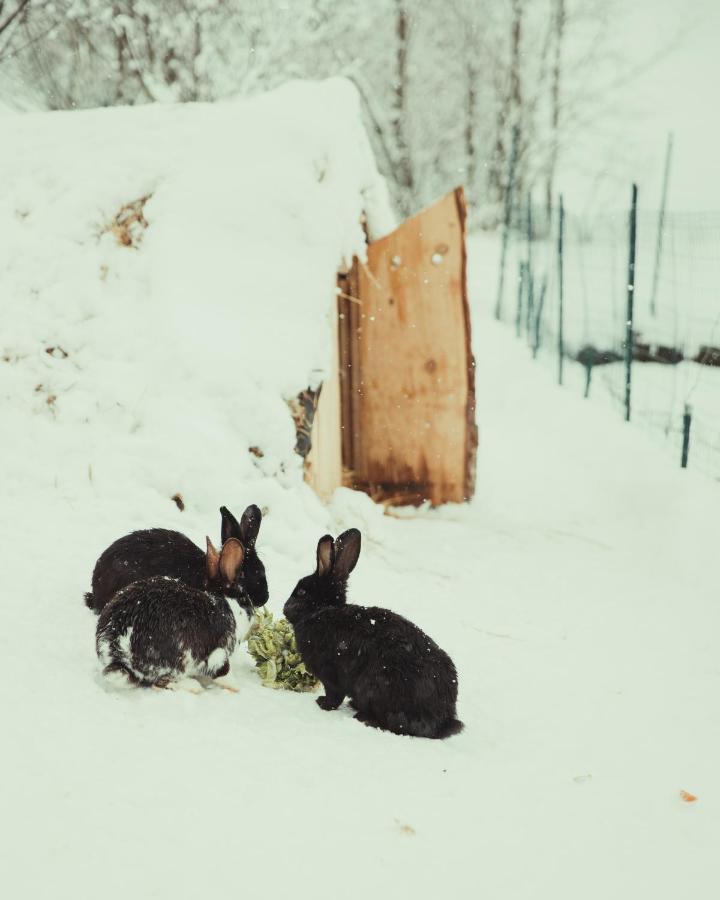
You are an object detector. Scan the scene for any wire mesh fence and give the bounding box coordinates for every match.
[494,193,720,480]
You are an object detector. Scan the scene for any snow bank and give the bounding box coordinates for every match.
[0,78,394,551]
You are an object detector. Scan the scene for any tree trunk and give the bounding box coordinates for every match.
[394,1,413,215]
[545,0,565,220]
[113,5,130,104]
[0,0,30,41]
[488,0,524,214]
[509,0,523,119]
[465,63,477,203]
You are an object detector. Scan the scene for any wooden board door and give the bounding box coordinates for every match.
[338,188,477,506]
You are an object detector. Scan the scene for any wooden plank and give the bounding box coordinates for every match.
[304,295,343,501]
[456,188,478,500]
[337,267,360,479]
[347,188,476,505]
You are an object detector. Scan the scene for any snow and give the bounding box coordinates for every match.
[471,214,720,480]
[2,82,720,899]
[0,77,394,545]
[557,0,720,213]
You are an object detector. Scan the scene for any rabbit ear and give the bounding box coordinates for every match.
[206,537,221,580]
[333,529,361,582]
[219,538,245,583]
[239,504,262,548]
[316,535,335,578]
[220,506,242,544]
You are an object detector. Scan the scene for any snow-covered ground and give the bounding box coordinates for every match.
[3,86,720,899]
[473,215,720,481]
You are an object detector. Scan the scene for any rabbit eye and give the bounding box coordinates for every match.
[297,588,306,597]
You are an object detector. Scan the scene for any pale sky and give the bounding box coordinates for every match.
[561,0,720,212]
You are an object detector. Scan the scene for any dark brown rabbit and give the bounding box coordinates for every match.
[85,505,268,615]
[284,529,463,739]
[96,539,249,691]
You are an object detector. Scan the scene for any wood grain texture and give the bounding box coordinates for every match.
[304,294,343,501]
[342,188,477,505]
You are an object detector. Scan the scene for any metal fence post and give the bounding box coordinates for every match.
[650,133,673,317]
[525,193,534,339]
[681,404,692,468]
[532,276,547,359]
[557,194,565,385]
[624,184,638,422]
[516,261,526,337]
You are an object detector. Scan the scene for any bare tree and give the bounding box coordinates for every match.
[0,0,626,227]
[393,0,414,215]
[0,0,32,62]
[487,0,525,210]
[0,0,30,40]
[464,60,478,199]
[545,0,566,218]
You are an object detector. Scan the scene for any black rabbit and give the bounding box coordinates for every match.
[86,505,268,616]
[96,538,249,691]
[283,529,463,739]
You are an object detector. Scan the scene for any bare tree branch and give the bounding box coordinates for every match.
[0,0,30,39]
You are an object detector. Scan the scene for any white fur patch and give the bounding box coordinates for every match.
[117,626,133,661]
[226,597,254,644]
[182,648,200,675]
[205,647,228,674]
[97,638,112,668]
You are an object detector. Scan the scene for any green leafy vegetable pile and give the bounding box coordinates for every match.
[246,608,319,692]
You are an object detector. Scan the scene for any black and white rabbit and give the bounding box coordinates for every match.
[283,529,463,739]
[86,504,268,617]
[96,537,250,691]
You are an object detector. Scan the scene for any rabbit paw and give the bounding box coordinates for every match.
[168,678,204,695]
[213,674,240,693]
[316,694,342,711]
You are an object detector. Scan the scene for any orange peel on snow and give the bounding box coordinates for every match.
[680,790,698,803]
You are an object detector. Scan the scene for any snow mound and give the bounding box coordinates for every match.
[0,78,394,545]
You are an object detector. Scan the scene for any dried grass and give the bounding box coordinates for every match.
[103,194,151,248]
